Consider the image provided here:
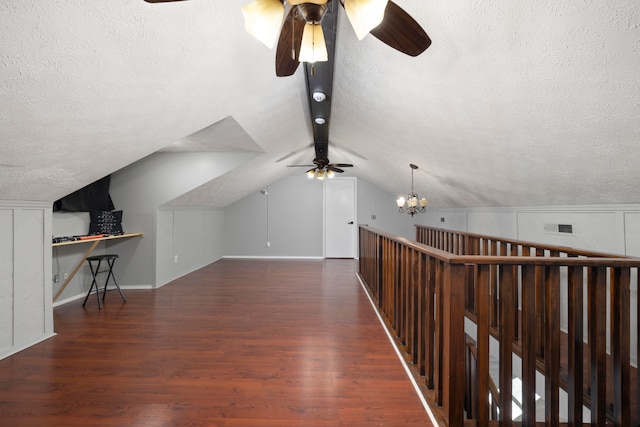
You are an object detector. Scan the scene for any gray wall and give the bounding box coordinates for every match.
[357,178,416,239]
[223,174,411,257]
[109,151,259,289]
[223,175,324,258]
[156,207,224,286]
[51,151,259,304]
[418,205,640,256]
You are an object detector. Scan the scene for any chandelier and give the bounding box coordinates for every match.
[396,164,427,216]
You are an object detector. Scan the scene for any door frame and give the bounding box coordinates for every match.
[323,177,358,258]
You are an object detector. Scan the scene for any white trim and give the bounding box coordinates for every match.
[357,273,440,427]
[53,293,86,308]
[0,333,56,361]
[0,200,51,209]
[223,256,325,260]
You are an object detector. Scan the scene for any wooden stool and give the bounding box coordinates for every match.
[82,254,126,309]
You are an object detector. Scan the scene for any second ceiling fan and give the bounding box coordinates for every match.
[287,157,353,180]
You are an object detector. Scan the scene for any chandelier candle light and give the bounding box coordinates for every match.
[396,164,427,216]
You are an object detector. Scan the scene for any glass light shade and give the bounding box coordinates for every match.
[396,197,405,208]
[419,198,428,207]
[299,23,328,63]
[326,170,335,179]
[344,0,388,40]
[241,0,284,49]
[408,196,418,207]
[306,169,316,179]
[316,169,325,180]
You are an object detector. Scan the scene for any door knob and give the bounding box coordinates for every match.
[348,221,354,224]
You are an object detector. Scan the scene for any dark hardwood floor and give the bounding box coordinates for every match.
[0,259,433,426]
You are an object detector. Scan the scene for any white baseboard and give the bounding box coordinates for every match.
[223,256,325,260]
[0,333,57,361]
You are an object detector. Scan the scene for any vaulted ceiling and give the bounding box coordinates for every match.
[1,0,639,209]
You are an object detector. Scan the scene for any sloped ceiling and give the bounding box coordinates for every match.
[1,0,639,209]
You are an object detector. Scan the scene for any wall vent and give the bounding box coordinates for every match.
[544,223,574,234]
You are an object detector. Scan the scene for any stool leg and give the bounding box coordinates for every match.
[103,258,126,303]
[82,260,102,310]
[94,259,103,309]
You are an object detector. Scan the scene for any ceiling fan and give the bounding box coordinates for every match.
[144,0,431,77]
[287,157,353,180]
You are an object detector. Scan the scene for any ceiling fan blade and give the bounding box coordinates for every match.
[328,166,345,173]
[275,143,313,162]
[275,7,305,77]
[287,164,316,167]
[369,1,431,57]
[331,143,368,160]
[330,163,353,168]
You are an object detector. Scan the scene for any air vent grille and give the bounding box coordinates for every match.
[544,223,574,234]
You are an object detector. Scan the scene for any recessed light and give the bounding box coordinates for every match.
[315,117,326,125]
[312,91,327,102]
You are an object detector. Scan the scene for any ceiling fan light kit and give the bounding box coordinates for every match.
[397,164,427,216]
[344,0,389,40]
[299,23,329,63]
[241,0,284,49]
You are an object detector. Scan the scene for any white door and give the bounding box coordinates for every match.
[325,178,356,258]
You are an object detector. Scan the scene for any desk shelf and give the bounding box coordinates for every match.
[52,233,143,302]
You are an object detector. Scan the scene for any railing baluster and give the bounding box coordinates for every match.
[535,249,545,360]
[567,264,584,426]
[415,252,425,371]
[434,259,444,406]
[425,255,436,389]
[498,264,514,425]
[588,266,608,425]
[521,264,537,427]
[398,244,405,342]
[443,263,466,427]
[476,264,491,427]
[611,267,631,426]
[490,241,499,331]
[544,265,561,425]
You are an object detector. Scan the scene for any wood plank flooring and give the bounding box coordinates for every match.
[0,259,433,426]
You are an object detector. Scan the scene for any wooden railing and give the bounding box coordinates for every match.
[358,225,639,426]
[415,225,629,363]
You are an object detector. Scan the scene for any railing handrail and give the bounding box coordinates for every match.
[414,224,631,259]
[361,225,640,267]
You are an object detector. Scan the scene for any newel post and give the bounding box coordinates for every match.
[442,262,467,427]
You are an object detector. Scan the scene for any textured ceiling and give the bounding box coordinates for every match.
[1,0,639,209]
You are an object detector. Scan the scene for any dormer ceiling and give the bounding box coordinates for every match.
[1,1,639,208]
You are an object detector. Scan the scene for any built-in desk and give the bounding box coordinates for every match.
[52,233,143,302]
